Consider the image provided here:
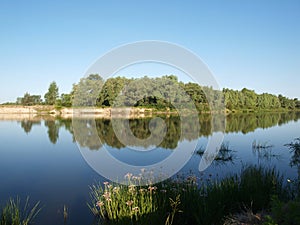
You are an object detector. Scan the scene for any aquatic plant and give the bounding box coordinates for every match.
[196,142,235,165]
[0,197,41,225]
[252,140,274,149]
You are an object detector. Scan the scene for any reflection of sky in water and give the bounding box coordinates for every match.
[105,145,173,166]
[0,116,299,225]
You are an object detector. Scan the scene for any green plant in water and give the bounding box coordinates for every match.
[252,140,274,149]
[0,197,41,225]
[285,137,300,199]
[63,205,68,225]
[196,142,235,165]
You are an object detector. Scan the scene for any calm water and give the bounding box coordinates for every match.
[0,112,299,225]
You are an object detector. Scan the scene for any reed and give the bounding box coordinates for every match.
[0,197,41,225]
[88,165,285,225]
[252,140,274,149]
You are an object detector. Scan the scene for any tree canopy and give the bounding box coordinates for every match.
[44,81,59,105]
[14,74,300,111]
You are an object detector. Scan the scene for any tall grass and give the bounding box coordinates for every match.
[88,175,168,225]
[89,165,284,225]
[0,197,41,225]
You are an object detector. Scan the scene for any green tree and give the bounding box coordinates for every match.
[73,74,104,106]
[184,82,208,111]
[97,76,129,107]
[241,88,257,109]
[20,92,42,106]
[278,94,296,109]
[294,98,300,109]
[61,93,72,107]
[21,92,32,106]
[44,81,59,105]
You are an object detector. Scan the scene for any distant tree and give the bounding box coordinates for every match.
[16,97,23,105]
[294,98,300,109]
[44,81,59,105]
[73,74,104,106]
[257,93,281,109]
[241,88,257,109]
[97,76,129,107]
[21,92,32,105]
[20,92,42,106]
[278,94,295,109]
[184,82,208,111]
[61,93,72,107]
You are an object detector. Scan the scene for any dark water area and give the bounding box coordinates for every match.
[0,111,299,225]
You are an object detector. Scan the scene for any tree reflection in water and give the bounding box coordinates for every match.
[17,111,300,150]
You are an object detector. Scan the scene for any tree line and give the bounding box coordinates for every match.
[14,74,300,111]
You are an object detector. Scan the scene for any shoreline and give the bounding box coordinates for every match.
[0,105,298,120]
[0,105,179,120]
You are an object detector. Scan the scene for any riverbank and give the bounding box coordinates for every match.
[0,105,298,120]
[0,105,162,119]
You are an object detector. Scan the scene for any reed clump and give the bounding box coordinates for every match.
[0,197,41,225]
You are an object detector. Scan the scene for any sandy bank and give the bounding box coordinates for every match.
[0,105,156,119]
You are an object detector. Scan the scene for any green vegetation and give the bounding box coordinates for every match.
[285,138,300,198]
[196,142,235,164]
[44,81,59,105]
[0,197,41,225]
[16,93,42,106]
[73,74,104,106]
[252,140,274,150]
[9,74,300,112]
[87,166,287,225]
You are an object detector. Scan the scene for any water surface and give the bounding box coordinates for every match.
[0,112,299,225]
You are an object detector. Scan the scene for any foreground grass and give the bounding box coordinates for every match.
[88,166,288,225]
[0,197,41,225]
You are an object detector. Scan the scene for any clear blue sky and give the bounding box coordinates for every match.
[0,0,299,103]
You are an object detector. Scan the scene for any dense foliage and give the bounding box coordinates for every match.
[16,93,41,106]
[44,81,59,105]
[14,74,300,111]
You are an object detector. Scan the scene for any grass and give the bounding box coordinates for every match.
[252,147,281,162]
[0,197,41,225]
[223,208,269,225]
[88,165,285,225]
[252,140,281,163]
[285,137,300,168]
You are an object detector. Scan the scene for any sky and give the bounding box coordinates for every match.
[0,0,299,103]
